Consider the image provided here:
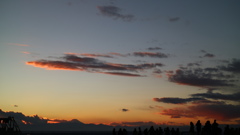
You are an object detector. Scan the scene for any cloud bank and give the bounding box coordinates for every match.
[26,54,164,77]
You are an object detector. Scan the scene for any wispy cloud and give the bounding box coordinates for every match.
[26,54,164,77]
[200,50,215,58]
[65,52,114,58]
[169,17,180,22]
[99,72,143,77]
[97,5,134,21]
[153,97,203,104]
[8,43,29,47]
[191,92,240,101]
[132,52,168,58]
[147,47,162,51]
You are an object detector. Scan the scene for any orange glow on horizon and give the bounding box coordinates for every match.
[47,120,61,124]
[21,120,28,124]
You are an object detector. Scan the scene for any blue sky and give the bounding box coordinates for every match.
[1,0,240,128]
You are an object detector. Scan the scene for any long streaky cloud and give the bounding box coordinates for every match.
[26,54,164,77]
[99,72,143,77]
[191,92,240,101]
[153,97,203,104]
[65,52,114,58]
[133,52,168,58]
[26,60,83,71]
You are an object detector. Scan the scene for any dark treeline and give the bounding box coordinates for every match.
[112,120,240,135]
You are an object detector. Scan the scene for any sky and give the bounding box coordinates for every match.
[1,0,240,130]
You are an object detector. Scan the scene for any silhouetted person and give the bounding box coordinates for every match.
[138,127,142,135]
[143,128,148,135]
[171,128,175,135]
[176,128,180,135]
[123,128,128,135]
[118,128,123,135]
[133,128,138,135]
[113,128,116,135]
[212,120,219,135]
[204,120,212,135]
[158,127,163,135]
[164,127,170,135]
[196,120,202,134]
[189,122,194,134]
[149,126,155,135]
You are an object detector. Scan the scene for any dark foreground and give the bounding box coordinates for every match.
[22,131,113,135]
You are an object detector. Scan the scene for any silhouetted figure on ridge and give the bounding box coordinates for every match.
[112,128,116,135]
[176,128,180,135]
[138,127,142,135]
[203,120,212,135]
[149,126,155,135]
[164,127,170,135]
[196,120,202,134]
[212,120,219,135]
[189,122,194,134]
[118,128,123,135]
[171,128,176,135]
[123,128,128,135]
[158,127,163,135]
[143,128,148,135]
[133,128,137,135]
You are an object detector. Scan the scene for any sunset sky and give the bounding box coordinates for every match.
[1,0,240,128]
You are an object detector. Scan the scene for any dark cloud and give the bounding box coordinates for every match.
[168,68,234,87]
[220,59,240,73]
[147,47,162,51]
[97,5,134,21]
[191,92,240,102]
[153,69,162,74]
[122,108,129,112]
[132,52,168,58]
[204,53,215,58]
[153,97,203,104]
[187,62,201,67]
[99,72,143,77]
[26,54,164,77]
[169,17,180,22]
[159,103,240,120]
[200,50,215,58]
[65,52,114,58]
